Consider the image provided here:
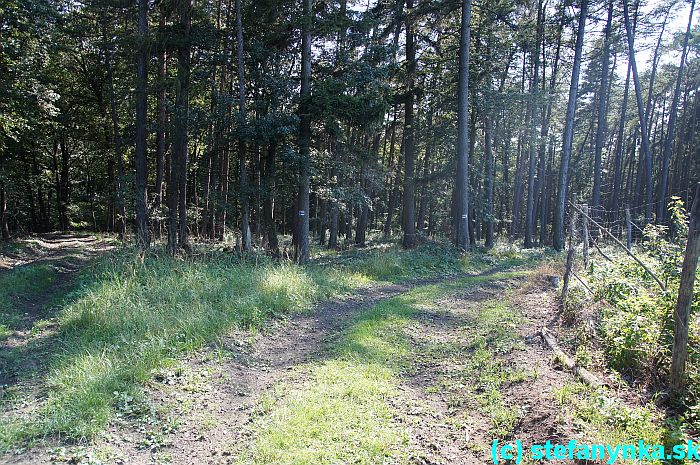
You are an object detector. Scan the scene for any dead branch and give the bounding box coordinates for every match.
[540,327,605,388]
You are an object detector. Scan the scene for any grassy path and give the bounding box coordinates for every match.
[66,264,574,465]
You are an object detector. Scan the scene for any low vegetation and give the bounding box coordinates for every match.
[0,241,540,452]
[0,264,57,338]
[560,199,700,453]
[235,271,529,464]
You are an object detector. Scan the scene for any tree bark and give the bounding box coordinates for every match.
[106,38,127,241]
[296,0,312,263]
[455,0,472,250]
[402,0,417,249]
[553,0,587,251]
[623,0,653,224]
[154,17,168,237]
[591,0,613,234]
[0,181,9,241]
[169,0,192,254]
[525,0,543,248]
[671,183,700,392]
[263,141,279,255]
[658,0,694,224]
[135,0,150,249]
[235,0,251,251]
[484,112,495,249]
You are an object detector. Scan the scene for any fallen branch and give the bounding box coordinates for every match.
[540,327,605,388]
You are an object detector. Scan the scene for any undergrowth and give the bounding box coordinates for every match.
[566,198,700,446]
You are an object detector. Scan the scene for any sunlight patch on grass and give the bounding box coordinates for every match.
[0,252,362,450]
[236,272,528,464]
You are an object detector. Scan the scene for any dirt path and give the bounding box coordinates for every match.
[2,263,588,465]
[87,276,464,465]
[0,233,113,386]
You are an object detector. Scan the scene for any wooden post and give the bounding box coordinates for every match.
[562,205,578,303]
[625,206,632,250]
[671,183,700,392]
[582,204,590,267]
[571,201,667,291]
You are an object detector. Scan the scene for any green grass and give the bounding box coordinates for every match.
[235,271,529,464]
[0,251,368,450]
[425,295,531,440]
[0,263,57,338]
[554,382,682,464]
[0,240,539,452]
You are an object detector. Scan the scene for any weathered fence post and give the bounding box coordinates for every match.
[671,183,700,393]
[562,203,578,303]
[582,204,590,267]
[625,207,632,250]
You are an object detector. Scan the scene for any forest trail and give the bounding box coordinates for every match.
[7,263,584,465]
[0,233,114,386]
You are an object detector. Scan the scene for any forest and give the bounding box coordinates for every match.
[1,0,699,463]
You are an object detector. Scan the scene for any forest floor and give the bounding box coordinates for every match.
[0,238,669,465]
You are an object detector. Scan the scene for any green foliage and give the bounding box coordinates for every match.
[563,286,587,323]
[586,223,700,428]
[555,383,666,455]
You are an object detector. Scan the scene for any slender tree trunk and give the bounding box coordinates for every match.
[263,141,279,255]
[623,0,653,224]
[484,112,495,249]
[658,0,694,223]
[455,0,472,250]
[0,182,9,241]
[296,0,312,262]
[671,183,700,392]
[154,26,168,236]
[106,40,127,241]
[135,0,150,249]
[553,0,587,251]
[525,0,543,248]
[402,0,417,249]
[235,0,251,250]
[591,0,613,234]
[610,59,633,223]
[170,0,192,253]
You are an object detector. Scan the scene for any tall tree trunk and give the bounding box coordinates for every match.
[106,39,127,241]
[154,21,168,237]
[383,107,400,238]
[553,0,587,251]
[525,0,543,248]
[455,0,472,250]
[296,0,312,262]
[671,183,700,392]
[0,181,9,241]
[657,0,694,223]
[484,112,495,249]
[591,0,613,233]
[263,141,279,255]
[623,0,653,224]
[169,0,192,254]
[236,0,251,251]
[402,0,417,249]
[135,0,150,249]
[610,58,633,223]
